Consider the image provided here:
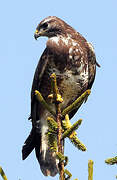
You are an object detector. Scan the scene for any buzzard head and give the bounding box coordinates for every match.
[34,16,67,40]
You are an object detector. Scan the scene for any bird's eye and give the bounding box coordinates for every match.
[42,23,48,29]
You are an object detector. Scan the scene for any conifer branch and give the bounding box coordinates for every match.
[46,117,58,151]
[56,152,66,162]
[62,114,86,151]
[56,152,68,167]
[64,156,69,167]
[64,169,72,180]
[69,135,86,151]
[50,73,64,180]
[62,119,82,139]
[47,132,57,151]
[0,167,8,180]
[105,154,117,177]
[105,156,117,165]
[62,114,71,129]
[88,160,93,180]
[47,117,58,132]
[62,90,91,117]
[35,90,56,116]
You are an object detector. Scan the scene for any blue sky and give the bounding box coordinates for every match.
[0,0,117,179]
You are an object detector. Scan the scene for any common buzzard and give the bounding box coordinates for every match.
[22,16,99,177]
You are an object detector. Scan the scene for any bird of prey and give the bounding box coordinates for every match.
[22,16,99,177]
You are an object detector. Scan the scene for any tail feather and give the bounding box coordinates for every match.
[22,128,59,177]
[35,148,59,176]
[22,129,36,160]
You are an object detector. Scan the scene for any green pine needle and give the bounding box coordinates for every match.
[47,117,58,132]
[105,156,117,165]
[0,167,8,180]
[35,90,56,116]
[88,160,94,180]
[62,119,82,139]
[62,90,91,117]
[64,169,72,180]
[69,135,86,151]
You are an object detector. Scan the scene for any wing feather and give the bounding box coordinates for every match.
[29,48,49,121]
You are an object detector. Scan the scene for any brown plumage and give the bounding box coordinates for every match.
[22,16,99,177]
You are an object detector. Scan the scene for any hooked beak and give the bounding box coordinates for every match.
[34,29,41,40]
[34,29,47,40]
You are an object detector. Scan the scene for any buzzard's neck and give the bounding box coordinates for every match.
[46,34,73,55]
